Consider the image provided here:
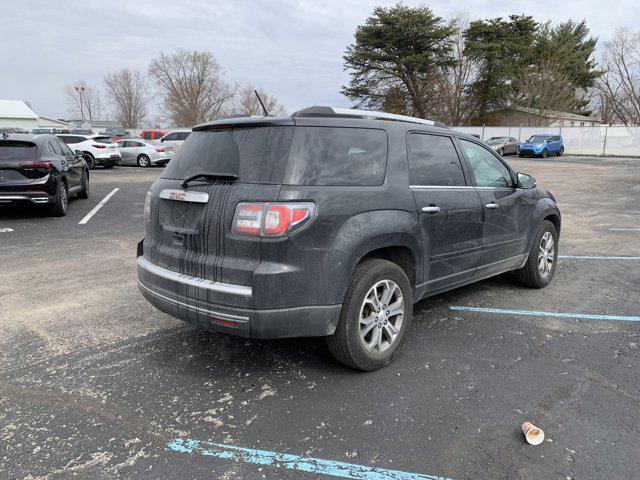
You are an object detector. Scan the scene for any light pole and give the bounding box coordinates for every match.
[75,85,86,122]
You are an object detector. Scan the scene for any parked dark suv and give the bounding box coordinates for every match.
[0,133,89,216]
[137,107,561,370]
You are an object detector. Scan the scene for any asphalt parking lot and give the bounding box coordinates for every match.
[1,156,639,479]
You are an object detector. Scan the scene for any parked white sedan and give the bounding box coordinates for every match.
[115,139,172,167]
[158,129,191,153]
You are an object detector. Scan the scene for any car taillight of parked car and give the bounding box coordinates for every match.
[19,161,53,169]
[232,202,316,237]
[92,144,107,149]
[155,148,166,153]
[143,191,152,220]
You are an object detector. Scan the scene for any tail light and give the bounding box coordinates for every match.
[155,148,165,153]
[143,191,152,219]
[19,161,53,169]
[232,202,316,237]
[92,144,107,149]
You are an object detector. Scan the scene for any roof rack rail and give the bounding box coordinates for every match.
[291,106,449,128]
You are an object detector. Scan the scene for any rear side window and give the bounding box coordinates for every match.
[407,133,465,186]
[176,132,190,140]
[284,127,387,186]
[162,127,294,184]
[0,141,37,159]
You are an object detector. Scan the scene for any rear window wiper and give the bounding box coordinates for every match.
[181,171,237,188]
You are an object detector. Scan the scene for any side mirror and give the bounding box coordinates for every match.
[160,138,165,142]
[517,172,536,189]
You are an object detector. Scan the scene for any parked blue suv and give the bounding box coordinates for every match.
[518,134,564,158]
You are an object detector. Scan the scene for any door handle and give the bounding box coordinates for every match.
[486,202,498,209]
[421,205,441,214]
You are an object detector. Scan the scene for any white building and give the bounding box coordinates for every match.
[0,99,69,130]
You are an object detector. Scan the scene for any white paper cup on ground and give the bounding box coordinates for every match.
[522,421,545,445]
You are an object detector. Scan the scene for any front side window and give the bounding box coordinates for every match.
[460,139,512,188]
[284,127,387,186]
[407,133,465,186]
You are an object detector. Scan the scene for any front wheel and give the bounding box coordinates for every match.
[540,149,548,158]
[137,155,150,167]
[498,147,504,156]
[515,220,558,288]
[326,259,413,371]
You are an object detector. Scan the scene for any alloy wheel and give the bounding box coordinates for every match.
[538,231,555,277]
[359,279,404,353]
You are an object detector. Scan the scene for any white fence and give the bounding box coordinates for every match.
[455,125,640,157]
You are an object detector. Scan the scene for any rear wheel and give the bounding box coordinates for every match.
[326,259,413,371]
[78,170,89,199]
[515,220,558,288]
[557,147,564,156]
[49,181,68,216]
[83,153,95,170]
[137,155,150,167]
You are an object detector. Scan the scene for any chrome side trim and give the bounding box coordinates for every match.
[410,185,514,191]
[138,281,249,321]
[0,195,49,203]
[159,189,209,204]
[137,256,252,297]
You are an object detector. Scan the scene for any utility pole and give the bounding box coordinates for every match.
[75,85,86,122]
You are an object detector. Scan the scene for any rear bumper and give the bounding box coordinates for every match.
[95,154,121,165]
[0,192,51,204]
[136,254,341,339]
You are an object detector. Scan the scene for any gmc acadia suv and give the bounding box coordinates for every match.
[137,107,561,371]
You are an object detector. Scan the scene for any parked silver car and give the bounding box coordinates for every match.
[485,136,520,156]
[115,139,172,167]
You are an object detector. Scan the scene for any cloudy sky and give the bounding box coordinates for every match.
[1,0,638,121]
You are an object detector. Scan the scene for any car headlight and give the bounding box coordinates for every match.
[535,143,543,148]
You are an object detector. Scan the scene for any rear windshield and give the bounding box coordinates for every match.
[0,141,37,159]
[92,136,113,144]
[284,127,388,186]
[162,127,294,184]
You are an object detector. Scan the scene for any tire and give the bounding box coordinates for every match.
[78,170,89,199]
[498,147,504,156]
[557,147,564,156]
[326,259,413,371]
[83,154,95,170]
[137,155,151,167]
[515,220,558,288]
[49,180,68,217]
[540,149,548,158]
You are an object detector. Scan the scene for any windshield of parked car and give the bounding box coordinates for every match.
[486,137,506,145]
[0,140,37,159]
[162,126,294,184]
[528,135,552,143]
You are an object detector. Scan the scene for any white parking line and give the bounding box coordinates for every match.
[0,228,14,233]
[79,188,119,225]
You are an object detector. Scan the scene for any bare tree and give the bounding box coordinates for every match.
[513,57,581,126]
[599,28,640,125]
[103,68,148,129]
[434,10,479,125]
[234,86,286,116]
[148,49,235,127]
[64,80,102,122]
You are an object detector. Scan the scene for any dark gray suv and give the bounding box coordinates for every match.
[137,107,560,370]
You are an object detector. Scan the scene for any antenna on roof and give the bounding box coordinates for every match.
[254,90,269,116]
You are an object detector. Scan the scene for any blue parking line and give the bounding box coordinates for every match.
[609,228,640,231]
[450,306,640,322]
[559,255,640,260]
[168,438,453,480]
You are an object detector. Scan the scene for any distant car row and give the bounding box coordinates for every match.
[485,134,565,158]
[0,126,191,150]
